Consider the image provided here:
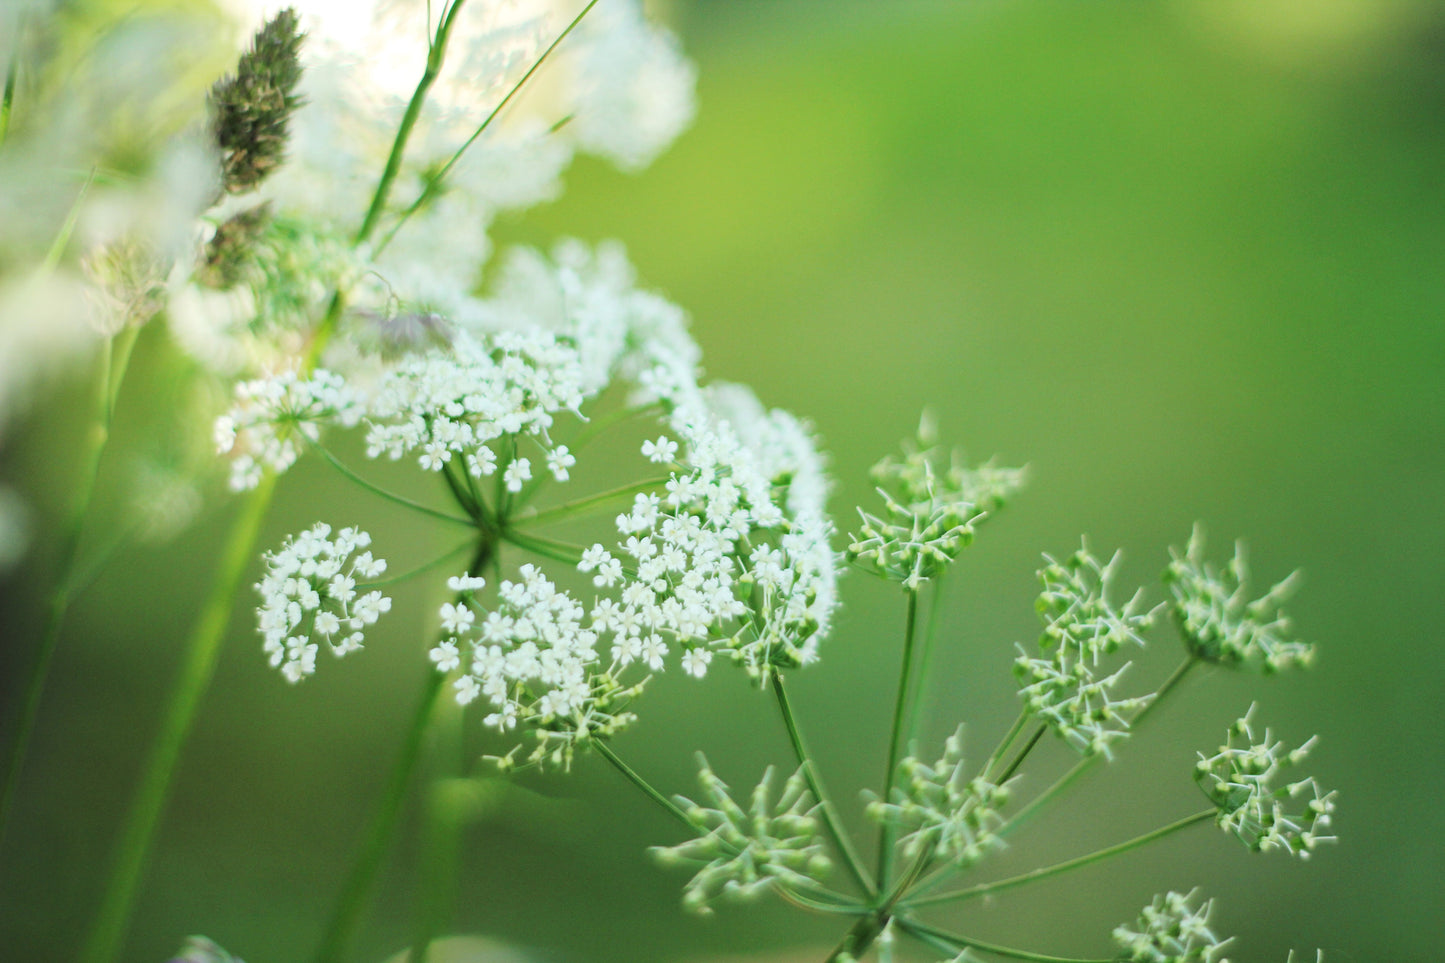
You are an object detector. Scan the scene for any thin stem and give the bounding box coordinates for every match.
[771,674,876,899]
[775,885,870,917]
[315,537,495,963]
[360,538,474,590]
[0,323,141,852]
[905,809,1217,910]
[1,47,17,146]
[994,723,1046,787]
[999,656,1199,841]
[896,918,1114,963]
[515,477,670,529]
[440,460,483,525]
[79,477,278,963]
[313,443,474,527]
[593,740,693,833]
[354,0,469,245]
[568,400,666,455]
[899,579,947,750]
[978,710,1029,784]
[315,671,447,963]
[41,166,96,270]
[375,0,601,256]
[877,588,921,890]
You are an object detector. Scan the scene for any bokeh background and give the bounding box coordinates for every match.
[3,1,1444,961]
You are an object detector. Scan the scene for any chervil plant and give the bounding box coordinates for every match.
[0,3,1336,963]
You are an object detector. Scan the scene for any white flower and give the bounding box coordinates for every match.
[640,436,678,464]
[681,648,712,678]
[447,574,487,592]
[254,523,389,682]
[504,457,533,492]
[546,445,576,481]
[430,641,461,673]
[440,602,475,634]
[217,368,360,491]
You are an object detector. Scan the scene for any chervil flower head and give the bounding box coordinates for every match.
[216,367,360,490]
[1195,704,1337,858]
[1113,890,1233,963]
[1165,524,1313,672]
[866,726,1012,867]
[847,417,1024,590]
[651,757,829,915]
[1014,541,1158,758]
[254,523,390,682]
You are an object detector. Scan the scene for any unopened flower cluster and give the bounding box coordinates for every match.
[1014,542,1157,757]
[651,758,829,914]
[255,523,390,682]
[1165,525,1314,672]
[867,726,1011,867]
[1195,704,1337,858]
[1112,890,1233,963]
[847,424,1023,591]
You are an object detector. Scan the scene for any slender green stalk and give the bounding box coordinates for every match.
[354,0,469,245]
[375,0,601,255]
[905,809,1216,910]
[995,723,1047,786]
[314,536,493,963]
[41,167,96,270]
[898,579,947,749]
[360,538,474,590]
[1000,656,1199,840]
[594,739,694,833]
[876,587,921,890]
[1,49,17,146]
[315,670,447,963]
[771,674,876,899]
[978,710,1029,784]
[896,917,1115,963]
[515,476,670,529]
[776,885,870,917]
[79,475,278,963]
[0,323,141,850]
[313,443,474,527]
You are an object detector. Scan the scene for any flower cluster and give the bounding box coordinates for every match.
[434,564,643,769]
[651,758,828,914]
[1165,525,1313,673]
[1195,704,1337,858]
[1014,542,1157,757]
[364,330,585,484]
[215,367,360,490]
[867,727,1011,866]
[255,523,390,682]
[847,420,1023,590]
[1112,890,1233,963]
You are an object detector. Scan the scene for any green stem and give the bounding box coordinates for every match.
[896,917,1114,963]
[979,711,1029,784]
[898,579,947,750]
[1000,656,1198,841]
[79,476,277,963]
[375,0,601,256]
[877,588,921,890]
[0,326,137,852]
[771,674,876,899]
[593,740,693,833]
[1,47,17,146]
[315,671,447,963]
[515,476,670,528]
[313,443,475,527]
[354,0,469,246]
[315,537,495,963]
[905,809,1216,910]
[360,538,474,590]
[995,723,1046,786]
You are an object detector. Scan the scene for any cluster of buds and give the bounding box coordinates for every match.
[867,726,1011,867]
[1195,704,1337,858]
[652,758,829,914]
[1165,525,1314,672]
[1112,890,1233,963]
[847,416,1023,591]
[1015,542,1157,757]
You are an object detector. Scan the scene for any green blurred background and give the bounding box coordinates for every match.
[3,0,1444,960]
